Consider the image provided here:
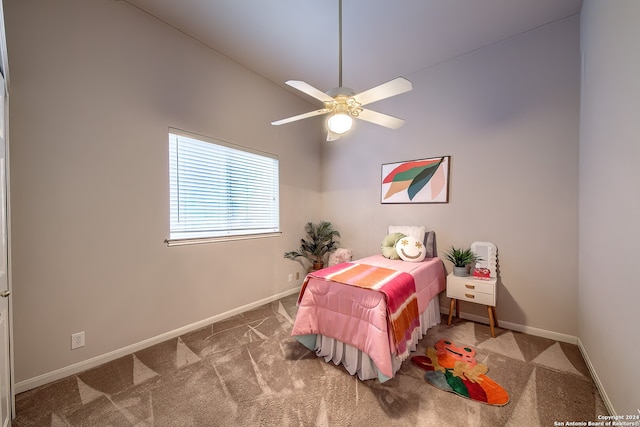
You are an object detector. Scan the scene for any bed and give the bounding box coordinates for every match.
[291,226,446,382]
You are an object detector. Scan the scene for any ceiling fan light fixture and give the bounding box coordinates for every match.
[327,111,352,134]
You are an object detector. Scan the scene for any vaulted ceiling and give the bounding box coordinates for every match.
[125,0,582,98]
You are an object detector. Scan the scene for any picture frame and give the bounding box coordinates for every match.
[380,156,450,204]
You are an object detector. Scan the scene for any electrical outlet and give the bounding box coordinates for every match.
[288,273,293,282]
[296,272,300,280]
[71,331,85,350]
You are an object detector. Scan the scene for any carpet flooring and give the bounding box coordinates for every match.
[13,293,607,426]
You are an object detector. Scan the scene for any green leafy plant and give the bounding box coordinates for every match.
[284,221,341,270]
[443,246,480,267]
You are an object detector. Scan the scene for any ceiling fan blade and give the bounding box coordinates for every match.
[285,80,335,103]
[356,109,406,129]
[271,108,330,126]
[353,77,412,106]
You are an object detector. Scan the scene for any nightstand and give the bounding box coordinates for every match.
[446,273,498,337]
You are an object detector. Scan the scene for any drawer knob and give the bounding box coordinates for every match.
[465,284,475,289]
[465,293,475,299]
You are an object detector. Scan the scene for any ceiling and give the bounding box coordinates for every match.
[125,0,582,99]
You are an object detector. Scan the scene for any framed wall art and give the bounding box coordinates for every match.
[380,156,450,204]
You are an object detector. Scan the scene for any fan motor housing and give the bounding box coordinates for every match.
[326,87,355,98]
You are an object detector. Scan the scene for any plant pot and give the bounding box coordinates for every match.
[312,261,324,271]
[453,266,468,277]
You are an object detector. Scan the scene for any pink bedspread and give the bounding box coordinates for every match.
[300,262,420,359]
[291,254,446,379]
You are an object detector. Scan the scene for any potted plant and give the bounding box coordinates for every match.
[443,246,480,277]
[284,221,341,271]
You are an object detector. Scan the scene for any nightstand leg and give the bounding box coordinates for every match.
[492,306,498,328]
[448,299,457,325]
[487,306,496,337]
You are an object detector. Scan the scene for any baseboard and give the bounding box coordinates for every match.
[440,307,578,344]
[577,338,616,416]
[14,287,301,394]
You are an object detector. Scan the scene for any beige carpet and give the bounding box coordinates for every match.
[13,293,607,426]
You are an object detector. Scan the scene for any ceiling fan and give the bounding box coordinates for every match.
[271,0,413,141]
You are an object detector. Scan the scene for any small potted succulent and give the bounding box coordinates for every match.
[443,246,480,277]
[284,221,341,271]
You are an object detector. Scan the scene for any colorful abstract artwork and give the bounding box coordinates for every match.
[381,156,450,204]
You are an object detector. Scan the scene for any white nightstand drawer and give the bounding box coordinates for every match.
[447,286,495,305]
[448,277,494,294]
[446,276,496,306]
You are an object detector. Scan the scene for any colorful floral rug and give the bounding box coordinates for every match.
[411,339,509,406]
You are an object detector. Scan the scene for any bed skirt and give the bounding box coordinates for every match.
[295,297,441,382]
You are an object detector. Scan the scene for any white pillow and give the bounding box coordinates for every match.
[388,225,425,243]
[395,235,427,262]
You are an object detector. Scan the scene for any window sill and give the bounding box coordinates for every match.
[165,231,282,247]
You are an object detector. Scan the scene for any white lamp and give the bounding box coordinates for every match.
[327,111,353,134]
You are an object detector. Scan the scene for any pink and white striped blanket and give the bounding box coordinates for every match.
[299,262,420,360]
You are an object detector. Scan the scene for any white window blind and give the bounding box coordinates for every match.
[168,130,280,243]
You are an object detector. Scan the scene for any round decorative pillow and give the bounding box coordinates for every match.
[395,235,426,262]
[381,232,406,260]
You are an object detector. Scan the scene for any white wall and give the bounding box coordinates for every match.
[579,0,640,415]
[322,16,581,337]
[4,0,323,385]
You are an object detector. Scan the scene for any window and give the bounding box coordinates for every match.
[167,129,280,245]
